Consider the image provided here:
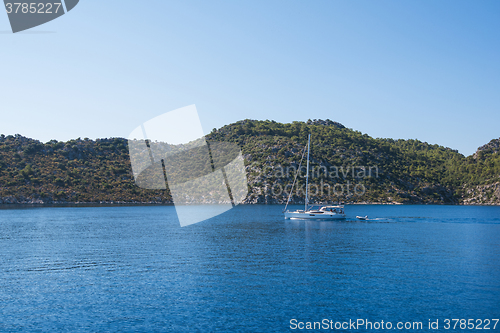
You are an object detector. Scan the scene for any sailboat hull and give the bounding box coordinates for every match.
[284,211,346,220]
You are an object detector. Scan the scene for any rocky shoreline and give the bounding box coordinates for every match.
[1,196,498,207]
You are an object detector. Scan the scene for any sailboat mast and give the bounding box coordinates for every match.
[305,134,311,211]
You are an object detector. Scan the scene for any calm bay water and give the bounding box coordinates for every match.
[0,205,499,332]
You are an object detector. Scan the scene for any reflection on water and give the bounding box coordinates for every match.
[0,205,499,332]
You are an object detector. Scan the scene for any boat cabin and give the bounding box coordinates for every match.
[306,205,344,214]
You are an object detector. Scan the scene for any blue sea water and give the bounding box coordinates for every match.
[0,205,499,332]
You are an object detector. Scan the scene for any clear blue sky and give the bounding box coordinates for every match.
[1,0,499,156]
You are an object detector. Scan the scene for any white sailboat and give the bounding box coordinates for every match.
[284,134,346,220]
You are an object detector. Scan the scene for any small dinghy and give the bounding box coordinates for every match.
[356,216,368,220]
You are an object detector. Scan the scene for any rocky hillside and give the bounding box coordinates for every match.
[0,135,170,204]
[461,138,500,204]
[208,119,464,204]
[474,138,500,157]
[0,121,498,205]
